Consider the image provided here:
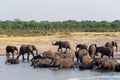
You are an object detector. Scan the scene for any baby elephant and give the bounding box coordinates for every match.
[5,58,20,64]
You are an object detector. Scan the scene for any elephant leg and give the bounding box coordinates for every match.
[112,52,114,59]
[76,58,79,62]
[60,48,62,52]
[31,51,34,58]
[6,53,10,59]
[27,52,30,62]
[57,47,60,52]
[12,52,14,59]
[101,54,103,58]
[17,53,21,59]
[22,54,25,62]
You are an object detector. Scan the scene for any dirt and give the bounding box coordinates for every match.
[0,32,120,58]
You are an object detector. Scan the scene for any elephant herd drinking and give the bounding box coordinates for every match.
[4,41,120,72]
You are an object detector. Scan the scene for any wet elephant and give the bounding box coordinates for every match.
[17,45,38,62]
[5,58,20,64]
[75,49,89,62]
[91,58,117,71]
[6,45,18,59]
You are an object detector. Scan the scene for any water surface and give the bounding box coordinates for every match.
[0,56,120,80]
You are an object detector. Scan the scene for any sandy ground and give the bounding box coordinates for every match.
[0,32,120,58]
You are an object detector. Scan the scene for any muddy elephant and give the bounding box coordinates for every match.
[52,41,71,52]
[91,58,117,71]
[75,49,89,62]
[5,58,20,64]
[96,46,113,59]
[31,54,54,66]
[88,44,98,58]
[105,41,118,53]
[54,57,74,68]
[6,45,18,59]
[76,44,88,51]
[33,58,54,68]
[17,45,38,62]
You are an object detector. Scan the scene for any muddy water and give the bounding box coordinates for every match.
[0,56,120,80]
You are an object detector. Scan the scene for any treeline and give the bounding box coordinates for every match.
[0,19,120,36]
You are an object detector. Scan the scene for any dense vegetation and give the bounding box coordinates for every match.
[0,19,120,36]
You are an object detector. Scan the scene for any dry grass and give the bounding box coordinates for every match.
[0,32,120,56]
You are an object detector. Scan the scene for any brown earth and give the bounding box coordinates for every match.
[0,32,120,59]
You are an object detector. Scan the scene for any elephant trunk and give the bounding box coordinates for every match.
[76,47,78,51]
[16,49,18,55]
[36,49,38,55]
[52,42,55,45]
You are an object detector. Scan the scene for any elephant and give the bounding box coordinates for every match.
[105,41,118,53]
[33,58,54,68]
[76,44,88,51]
[31,54,55,66]
[96,46,113,59]
[5,58,20,64]
[78,63,93,70]
[54,57,74,68]
[91,58,117,71]
[17,45,38,62]
[115,63,120,72]
[81,55,92,65]
[88,44,98,58]
[6,45,18,59]
[75,49,89,62]
[52,41,71,52]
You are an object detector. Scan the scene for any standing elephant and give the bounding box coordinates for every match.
[105,41,118,53]
[76,44,88,51]
[97,46,113,59]
[6,45,18,59]
[52,41,71,52]
[17,45,38,62]
[88,44,97,58]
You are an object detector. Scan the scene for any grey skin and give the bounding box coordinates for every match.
[17,45,38,62]
[52,41,71,52]
[6,45,18,59]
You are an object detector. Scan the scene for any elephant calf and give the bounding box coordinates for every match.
[5,58,20,64]
[52,41,71,52]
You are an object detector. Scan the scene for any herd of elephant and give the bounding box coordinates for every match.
[4,40,120,72]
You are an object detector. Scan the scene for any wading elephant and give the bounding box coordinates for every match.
[54,57,74,68]
[17,45,38,62]
[91,58,117,71]
[76,44,88,51]
[52,41,71,52]
[6,45,18,59]
[75,49,89,62]
[5,58,20,64]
